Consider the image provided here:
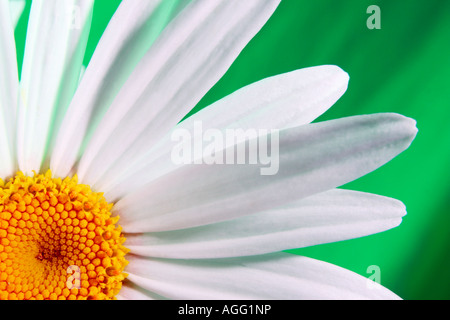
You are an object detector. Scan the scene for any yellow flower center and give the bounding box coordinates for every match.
[0,171,128,300]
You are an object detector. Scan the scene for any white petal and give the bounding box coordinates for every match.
[125,253,401,300]
[124,189,406,259]
[74,0,281,187]
[17,0,94,175]
[50,0,187,177]
[102,65,349,199]
[9,0,25,28]
[180,65,349,132]
[117,281,166,300]
[116,113,417,232]
[0,0,19,177]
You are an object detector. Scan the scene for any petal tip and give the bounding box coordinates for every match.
[323,64,350,82]
[398,201,408,218]
[397,113,419,145]
[324,65,350,95]
[381,113,418,146]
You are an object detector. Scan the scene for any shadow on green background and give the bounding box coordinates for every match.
[14,0,450,300]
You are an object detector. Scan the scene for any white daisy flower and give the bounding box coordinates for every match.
[0,0,417,300]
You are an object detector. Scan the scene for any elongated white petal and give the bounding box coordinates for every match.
[50,0,188,178]
[0,0,19,178]
[17,0,94,175]
[125,253,400,300]
[75,0,281,187]
[102,65,349,199]
[116,113,417,232]
[9,0,25,28]
[125,189,406,259]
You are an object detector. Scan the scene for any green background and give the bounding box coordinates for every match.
[14,0,450,300]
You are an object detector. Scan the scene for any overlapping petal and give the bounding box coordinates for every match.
[17,0,94,174]
[115,113,417,233]
[72,0,281,187]
[102,65,349,199]
[51,0,191,177]
[124,189,406,259]
[0,0,19,178]
[125,253,401,300]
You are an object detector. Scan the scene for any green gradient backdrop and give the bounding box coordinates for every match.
[13,0,450,300]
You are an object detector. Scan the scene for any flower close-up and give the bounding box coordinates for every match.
[0,0,419,300]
